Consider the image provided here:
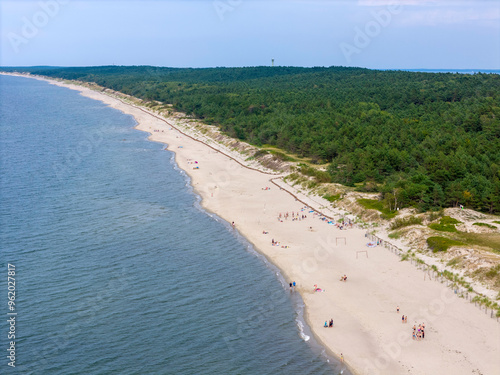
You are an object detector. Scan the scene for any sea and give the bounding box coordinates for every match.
[0,75,348,375]
[395,68,500,74]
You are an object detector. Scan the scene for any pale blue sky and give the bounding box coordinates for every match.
[1,0,499,69]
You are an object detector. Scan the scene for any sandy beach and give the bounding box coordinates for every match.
[8,74,499,374]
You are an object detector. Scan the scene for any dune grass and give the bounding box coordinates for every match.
[426,236,465,252]
[428,216,461,232]
[390,216,423,230]
[456,233,500,254]
[323,193,341,203]
[473,222,497,229]
[388,231,403,239]
[357,198,397,219]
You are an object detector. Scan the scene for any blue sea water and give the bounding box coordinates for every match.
[0,75,347,375]
[394,68,500,74]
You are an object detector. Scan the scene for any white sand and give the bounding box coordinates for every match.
[7,73,499,375]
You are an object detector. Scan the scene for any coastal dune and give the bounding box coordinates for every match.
[21,75,500,374]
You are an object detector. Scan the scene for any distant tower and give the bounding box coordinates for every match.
[272,59,274,67]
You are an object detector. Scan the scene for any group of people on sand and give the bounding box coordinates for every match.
[335,222,348,230]
[307,209,355,231]
[186,159,199,169]
[321,218,352,230]
[313,284,324,292]
[275,206,361,229]
[270,238,290,248]
[324,319,334,328]
[412,323,425,341]
[289,281,296,291]
[397,306,426,340]
[277,211,309,222]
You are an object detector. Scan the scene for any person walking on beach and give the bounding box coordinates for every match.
[293,281,296,290]
[397,306,400,313]
[289,282,293,291]
[402,315,405,323]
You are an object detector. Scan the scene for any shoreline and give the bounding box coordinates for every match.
[4,73,498,375]
[180,159,342,369]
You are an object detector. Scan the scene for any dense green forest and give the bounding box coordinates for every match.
[4,66,500,213]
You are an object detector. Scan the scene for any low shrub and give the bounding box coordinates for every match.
[298,164,331,183]
[388,231,402,239]
[286,173,301,182]
[485,265,500,279]
[254,149,269,158]
[473,222,497,229]
[270,150,297,162]
[440,216,461,225]
[390,216,423,230]
[428,223,458,232]
[426,236,464,252]
[357,198,397,219]
[306,180,318,189]
[428,210,444,222]
[428,216,461,232]
[323,194,341,202]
